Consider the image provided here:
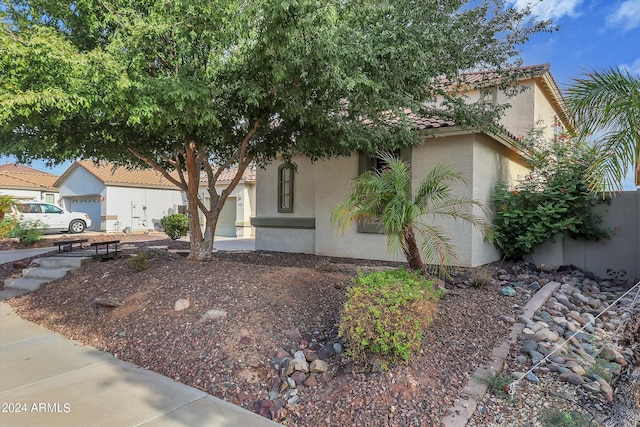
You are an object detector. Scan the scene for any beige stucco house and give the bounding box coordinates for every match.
[251,64,571,267]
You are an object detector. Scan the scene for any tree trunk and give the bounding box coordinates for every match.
[402,228,424,271]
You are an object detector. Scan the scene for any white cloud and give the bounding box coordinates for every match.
[606,0,640,32]
[510,0,583,22]
[619,57,640,76]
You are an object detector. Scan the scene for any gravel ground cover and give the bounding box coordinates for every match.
[2,234,636,426]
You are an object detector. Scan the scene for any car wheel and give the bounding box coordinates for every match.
[69,220,86,234]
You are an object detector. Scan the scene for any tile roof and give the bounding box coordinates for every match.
[0,163,48,173]
[58,160,181,189]
[456,63,551,86]
[0,165,59,191]
[200,165,257,184]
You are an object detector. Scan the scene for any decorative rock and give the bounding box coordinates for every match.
[595,377,613,402]
[515,355,528,364]
[198,309,227,322]
[280,359,295,377]
[317,345,335,360]
[310,359,329,374]
[270,404,287,421]
[530,350,545,364]
[333,343,343,354]
[520,340,537,354]
[174,298,190,311]
[290,371,307,386]
[559,372,585,385]
[286,377,296,389]
[302,349,319,362]
[284,327,303,342]
[501,287,517,297]
[275,348,291,359]
[517,315,532,324]
[292,351,309,373]
[93,297,124,308]
[571,365,587,376]
[303,374,318,387]
[528,281,541,291]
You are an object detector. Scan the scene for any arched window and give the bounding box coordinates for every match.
[277,164,294,213]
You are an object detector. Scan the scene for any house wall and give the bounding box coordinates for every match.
[105,186,183,233]
[254,157,317,252]
[0,188,58,202]
[497,80,536,138]
[254,133,532,267]
[199,182,256,237]
[57,167,106,230]
[471,134,531,265]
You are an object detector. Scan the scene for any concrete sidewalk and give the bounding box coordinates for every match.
[0,302,280,427]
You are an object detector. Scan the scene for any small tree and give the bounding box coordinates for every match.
[331,152,488,273]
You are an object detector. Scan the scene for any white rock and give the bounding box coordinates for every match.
[174,298,190,311]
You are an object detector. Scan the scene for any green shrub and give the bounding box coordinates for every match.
[539,408,592,427]
[0,216,18,238]
[492,131,611,260]
[129,251,149,271]
[10,220,47,245]
[339,268,442,365]
[476,373,513,397]
[160,214,189,240]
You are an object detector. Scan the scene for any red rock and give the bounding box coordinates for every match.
[303,374,318,387]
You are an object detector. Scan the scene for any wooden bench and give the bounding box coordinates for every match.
[52,239,89,253]
[90,240,121,260]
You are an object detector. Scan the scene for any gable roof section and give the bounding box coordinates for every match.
[55,160,181,190]
[0,163,47,173]
[200,165,257,184]
[0,164,58,191]
[459,64,569,130]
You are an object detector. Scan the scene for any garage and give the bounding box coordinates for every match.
[66,197,101,231]
[215,197,237,237]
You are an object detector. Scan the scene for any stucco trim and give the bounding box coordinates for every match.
[251,217,315,229]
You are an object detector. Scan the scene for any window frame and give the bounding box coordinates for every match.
[277,163,294,213]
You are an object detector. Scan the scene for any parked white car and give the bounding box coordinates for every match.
[11,201,92,233]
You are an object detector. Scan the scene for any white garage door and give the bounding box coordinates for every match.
[67,197,101,231]
[215,198,236,237]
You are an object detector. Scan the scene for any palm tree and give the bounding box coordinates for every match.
[331,152,487,273]
[0,194,16,222]
[566,67,640,192]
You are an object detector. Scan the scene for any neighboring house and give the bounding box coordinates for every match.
[55,160,185,232]
[54,160,256,236]
[252,64,571,267]
[0,163,59,203]
[197,165,256,238]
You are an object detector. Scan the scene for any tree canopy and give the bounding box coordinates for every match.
[0,0,550,259]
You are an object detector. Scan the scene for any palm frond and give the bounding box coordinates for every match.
[566,67,640,190]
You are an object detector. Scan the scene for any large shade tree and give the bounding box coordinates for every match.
[566,67,640,192]
[0,0,549,260]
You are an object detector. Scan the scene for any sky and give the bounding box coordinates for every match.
[2,0,639,187]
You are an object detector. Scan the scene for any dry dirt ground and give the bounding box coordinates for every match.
[2,234,535,426]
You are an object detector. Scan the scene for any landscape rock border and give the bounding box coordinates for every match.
[441,281,561,427]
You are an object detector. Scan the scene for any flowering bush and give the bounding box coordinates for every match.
[491,130,612,260]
